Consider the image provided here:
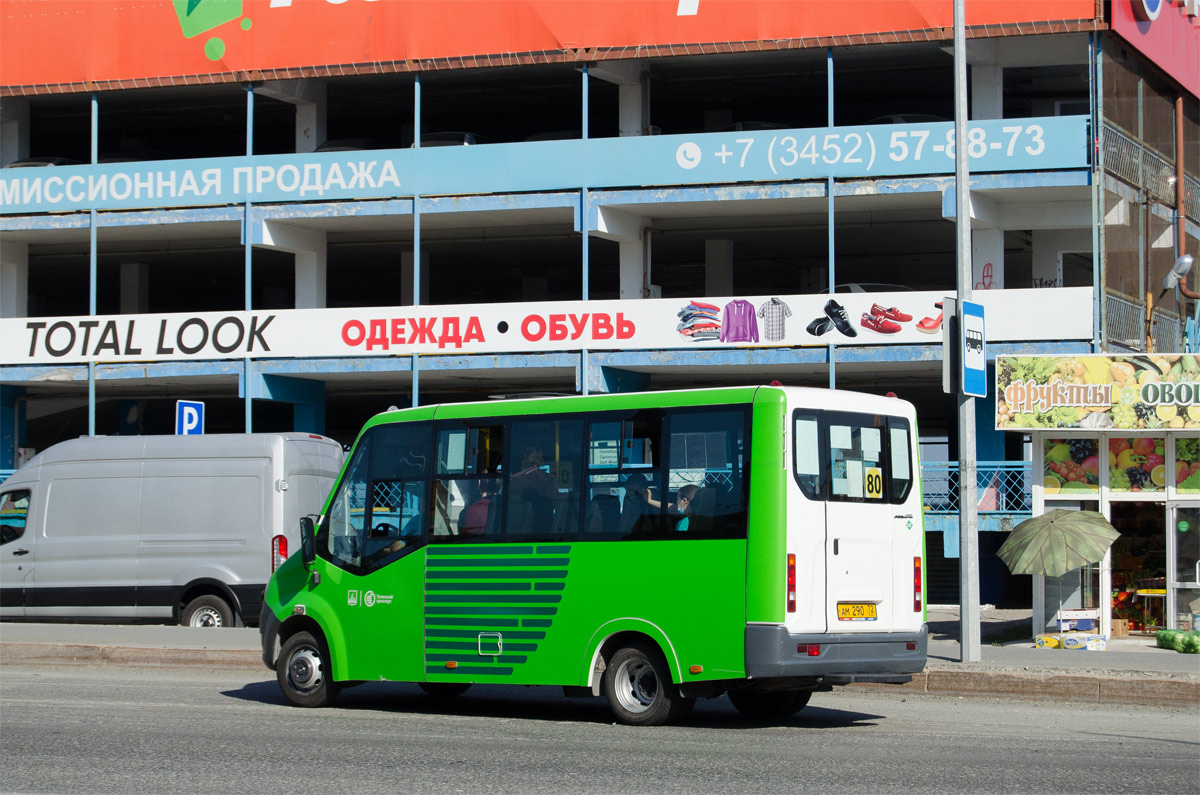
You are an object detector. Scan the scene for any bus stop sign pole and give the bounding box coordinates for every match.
[953,0,981,663]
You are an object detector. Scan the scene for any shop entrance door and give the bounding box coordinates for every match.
[1109,502,1166,632]
[1168,504,1200,631]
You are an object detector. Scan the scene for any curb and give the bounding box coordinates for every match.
[4,642,1198,707]
[1,642,262,671]
[845,669,1200,708]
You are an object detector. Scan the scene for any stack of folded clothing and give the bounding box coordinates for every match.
[677,300,722,341]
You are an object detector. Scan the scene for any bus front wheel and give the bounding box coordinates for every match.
[728,687,811,720]
[602,642,694,726]
[277,631,341,708]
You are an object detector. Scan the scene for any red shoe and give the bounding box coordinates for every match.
[916,312,943,333]
[861,312,901,334]
[870,303,912,322]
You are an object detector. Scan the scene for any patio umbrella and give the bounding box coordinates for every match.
[997,509,1120,578]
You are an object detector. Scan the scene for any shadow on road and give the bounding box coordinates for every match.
[222,679,885,729]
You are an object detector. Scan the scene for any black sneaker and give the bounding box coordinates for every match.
[824,299,857,337]
[806,316,832,336]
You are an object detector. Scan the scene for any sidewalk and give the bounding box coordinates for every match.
[2,609,1197,707]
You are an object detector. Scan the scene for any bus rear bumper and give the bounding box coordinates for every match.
[745,624,928,679]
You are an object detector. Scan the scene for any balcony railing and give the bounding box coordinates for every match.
[921,460,1033,523]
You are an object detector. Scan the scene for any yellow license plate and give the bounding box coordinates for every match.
[837,603,877,621]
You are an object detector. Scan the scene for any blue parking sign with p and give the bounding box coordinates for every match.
[176,400,205,435]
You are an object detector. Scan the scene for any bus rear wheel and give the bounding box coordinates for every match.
[602,642,694,726]
[277,631,341,708]
[728,687,811,720]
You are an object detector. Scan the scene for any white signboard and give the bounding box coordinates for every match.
[0,288,1092,366]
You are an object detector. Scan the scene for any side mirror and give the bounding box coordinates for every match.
[299,516,316,567]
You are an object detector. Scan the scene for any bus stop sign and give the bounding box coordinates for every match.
[961,300,986,398]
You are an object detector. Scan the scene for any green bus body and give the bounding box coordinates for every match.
[262,385,927,719]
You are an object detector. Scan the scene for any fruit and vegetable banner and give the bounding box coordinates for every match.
[996,354,1200,432]
[1041,436,1200,495]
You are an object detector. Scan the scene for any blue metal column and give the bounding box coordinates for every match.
[1090,32,1103,351]
[826,48,837,389]
[1,386,26,469]
[581,64,591,396]
[88,92,98,436]
[413,73,422,407]
[244,83,255,431]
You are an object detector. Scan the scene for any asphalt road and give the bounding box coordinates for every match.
[1,664,1196,795]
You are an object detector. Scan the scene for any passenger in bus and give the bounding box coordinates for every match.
[510,446,556,531]
[620,473,659,534]
[460,478,497,537]
[673,484,700,532]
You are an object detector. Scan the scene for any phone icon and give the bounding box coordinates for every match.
[675,143,702,169]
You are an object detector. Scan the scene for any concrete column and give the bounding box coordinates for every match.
[619,240,645,300]
[970,66,1003,120]
[119,262,150,314]
[256,80,327,152]
[971,227,1004,290]
[294,249,327,309]
[255,221,327,308]
[401,251,430,306]
[705,239,734,296]
[0,99,30,166]
[0,239,29,317]
[590,61,645,137]
[618,84,643,137]
[1032,229,1093,288]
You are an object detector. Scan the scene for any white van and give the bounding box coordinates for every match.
[0,433,343,627]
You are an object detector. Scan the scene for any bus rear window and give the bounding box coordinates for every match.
[793,410,914,505]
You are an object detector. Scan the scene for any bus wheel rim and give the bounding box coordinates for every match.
[615,657,658,713]
[288,647,323,693]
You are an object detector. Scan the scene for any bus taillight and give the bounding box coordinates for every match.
[272,534,289,572]
[913,556,922,612]
[787,554,796,613]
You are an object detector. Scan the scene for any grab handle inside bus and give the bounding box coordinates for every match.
[299,516,316,567]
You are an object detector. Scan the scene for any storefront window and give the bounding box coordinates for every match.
[1175,438,1200,493]
[1108,437,1165,493]
[1043,437,1099,495]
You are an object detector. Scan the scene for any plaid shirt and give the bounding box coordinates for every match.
[757,298,793,342]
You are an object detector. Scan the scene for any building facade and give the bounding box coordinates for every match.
[1,1,1198,603]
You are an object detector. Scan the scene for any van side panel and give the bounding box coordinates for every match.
[135,460,270,618]
[27,470,142,616]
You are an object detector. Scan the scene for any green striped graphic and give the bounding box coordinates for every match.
[423,544,569,678]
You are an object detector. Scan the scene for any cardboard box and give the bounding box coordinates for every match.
[1058,618,1099,632]
[1035,633,1062,649]
[1111,619,1129,638]
[1061,633,1106,651]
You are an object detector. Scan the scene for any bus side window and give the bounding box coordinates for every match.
[667,408,748,539]
[507,418,582,538]
[793,414,822,500]
[888,420,914,503]
[323,422,431,572]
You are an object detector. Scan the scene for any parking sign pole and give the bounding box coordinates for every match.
[954,0,981,663]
